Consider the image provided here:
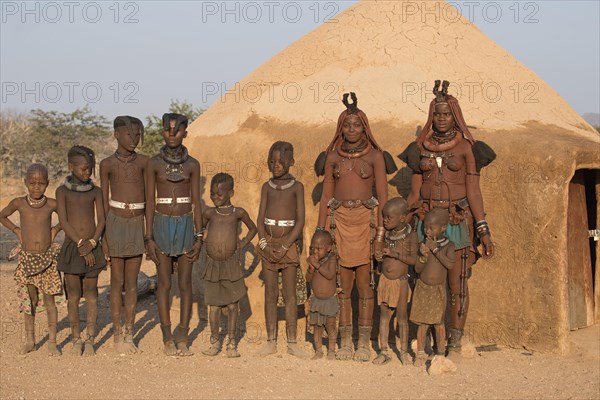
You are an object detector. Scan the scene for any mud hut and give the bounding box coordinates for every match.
[187,0,599,352]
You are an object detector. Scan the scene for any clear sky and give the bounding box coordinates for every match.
[1,1,598,118]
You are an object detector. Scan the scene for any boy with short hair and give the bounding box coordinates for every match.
[0,163,63,355]
[100,115,148,354]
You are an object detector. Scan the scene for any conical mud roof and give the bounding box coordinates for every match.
[189,0,596,138]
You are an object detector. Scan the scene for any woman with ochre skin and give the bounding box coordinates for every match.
[316,93,393,362]
[401,80,495,359]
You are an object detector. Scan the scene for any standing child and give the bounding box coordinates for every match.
[200,173,257,357]
[0,164,63,355]
[145,113,202,356]
[100,116,148,354]
[306,231,338,360]
[373,197,417,365]
[56,146,106,356]
[257,141,306,358]
[410,208,455,366]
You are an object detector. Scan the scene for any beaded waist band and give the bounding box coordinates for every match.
[156,197,191,204]
[425,197,469,210]
[109,199,145,210]
[264,218,296,227]
[327,197,379,210]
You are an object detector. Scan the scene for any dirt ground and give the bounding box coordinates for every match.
[0,256,598,400]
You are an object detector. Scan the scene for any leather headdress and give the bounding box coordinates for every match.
[417,80,474,146]
[325,92,382,153]
[315,92,397,176]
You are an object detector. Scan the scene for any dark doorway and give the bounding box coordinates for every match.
[567,169,598,330]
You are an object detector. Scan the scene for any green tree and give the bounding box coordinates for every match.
[139,100,204,156]
[1,106,112,179]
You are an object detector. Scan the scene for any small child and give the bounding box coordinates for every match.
[200,173,257,357]
[0,164,63,355]
[145,113,203,356]
[257,141,306,358]
[306,231,338,360]
[100,116,148,354]
[56,146,106,356]
[373,197,417,365]
[410,208,455,366]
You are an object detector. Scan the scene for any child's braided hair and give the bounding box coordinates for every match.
[68,145,96,176]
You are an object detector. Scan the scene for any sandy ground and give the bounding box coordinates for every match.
[0,254,598,400]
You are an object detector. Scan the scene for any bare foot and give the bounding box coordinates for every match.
[257,340,277,357]
[202,339,221,357]
[327,350,336,360]
[115,341,126,354]
[225,339,240,358]
[399,350,411,365]
[202,347,220,356]
[71,339,83,356]
[353,347,371,362]
[176,342,193,356]
[226,347,240,358]
[372,351,391,365]
[123,329,138,354]
[414,351,427,367]
[164,341,178,356]
[336,346,353,361]
[83,341,95,357]
[47,342,61,356]
[311,351,324,360]
[19,342,36,355]
[226,343,240,358]
[122,340,138,354]
[287,342,308,359]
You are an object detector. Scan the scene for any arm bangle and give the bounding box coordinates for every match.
[258,238,268,250]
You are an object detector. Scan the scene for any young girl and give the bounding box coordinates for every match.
[144,113,203,356]
[56,145,106,356]
[257,141,306,358]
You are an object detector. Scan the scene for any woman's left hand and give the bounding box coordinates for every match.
[481,235,494,259]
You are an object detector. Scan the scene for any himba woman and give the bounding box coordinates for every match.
[316,93,396,361]
[400,80,496,358]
